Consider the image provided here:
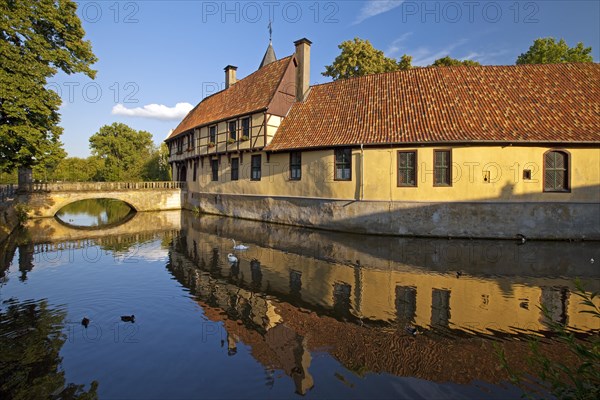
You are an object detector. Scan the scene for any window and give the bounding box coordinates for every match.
[290,152,301,180]
[177,138,183,154]
[544,150,569,192]
[251,155,261,181]
[431,288,451,328]
[209,126,216,144]
[188,132,194,150]
[334,148,352,181]
[229,120,237,140]
[211,159,218,181]
[231,158,239,181]
[193,160,197,181]
[397,151,417,187]
[396,286,417,322]
[290,270,302,297]
[241,117,250,139]
[434,150,451,186]
[333,282,352,318]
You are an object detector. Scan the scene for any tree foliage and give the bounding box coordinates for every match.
[142,143,171,181]
[431,56,481,67]
[516,38,593,65]
[323,37,411,80]
[0,0,97,173]
[52,156,104,182]
[89,123,155,182]
[88,123,169,182]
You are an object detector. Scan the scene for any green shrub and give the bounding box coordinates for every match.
[496,279,600,399]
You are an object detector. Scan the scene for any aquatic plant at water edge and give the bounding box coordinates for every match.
[496,279,600,399]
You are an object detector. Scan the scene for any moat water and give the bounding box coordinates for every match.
[1,201,598,399]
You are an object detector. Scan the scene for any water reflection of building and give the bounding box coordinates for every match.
[168,253,314,394]
[178,214,599,335]
[167,236,590,388]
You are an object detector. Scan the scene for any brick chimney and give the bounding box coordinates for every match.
[294,38,311,102]
[224,65,237,89]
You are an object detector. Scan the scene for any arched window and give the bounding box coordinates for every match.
[544,150,569,192]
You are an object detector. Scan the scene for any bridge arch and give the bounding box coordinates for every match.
[54,197,139,216]
[20,182,184,218]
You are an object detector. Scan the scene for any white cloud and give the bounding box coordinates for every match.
[112,102,193,120]
[354,0,404,24]
[462,49,510,64]
[409,38,469,66]
[386,32,413,57]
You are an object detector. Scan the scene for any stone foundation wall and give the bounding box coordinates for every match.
[185,192,600,240]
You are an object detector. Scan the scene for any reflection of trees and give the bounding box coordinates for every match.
[0,298,98,399]
[56,199,134,226]
[0,227,30,283]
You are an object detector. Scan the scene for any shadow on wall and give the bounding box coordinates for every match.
[328,182,600,239]
[190,182,600,240]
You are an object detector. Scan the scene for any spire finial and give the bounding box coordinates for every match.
[268,20,272,42]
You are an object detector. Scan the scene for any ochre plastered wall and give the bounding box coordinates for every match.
[185,145,599,203]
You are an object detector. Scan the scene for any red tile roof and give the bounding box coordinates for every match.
[266,63,600,151]
[168,56,293,139]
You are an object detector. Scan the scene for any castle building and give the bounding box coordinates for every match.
[165,38,600,239]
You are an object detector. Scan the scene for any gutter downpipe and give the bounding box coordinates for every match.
[360,143,364,201]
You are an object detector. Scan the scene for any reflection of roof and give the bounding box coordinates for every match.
[266,63,600,151]
[195,281,578,386]
[168,56,292,138]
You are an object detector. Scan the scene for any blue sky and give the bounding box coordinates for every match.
[53,0,600,158]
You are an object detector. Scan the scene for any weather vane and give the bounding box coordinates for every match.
[268,20,272,42]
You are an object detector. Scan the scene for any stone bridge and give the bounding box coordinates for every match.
[19,181,185,218]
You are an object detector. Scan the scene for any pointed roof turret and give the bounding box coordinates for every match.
[259,41,277,69]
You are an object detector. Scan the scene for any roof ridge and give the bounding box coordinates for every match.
[310,62,600,89]
[266,62,599,151]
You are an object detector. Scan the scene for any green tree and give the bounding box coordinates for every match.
[143,143,171,181]
[431,56,481,67]
[323,37,411,80]
[397,54,413,71]
[89,123,154,181]
[51,156,104,182]
[516,38,593,65]
[0,0,97,173]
